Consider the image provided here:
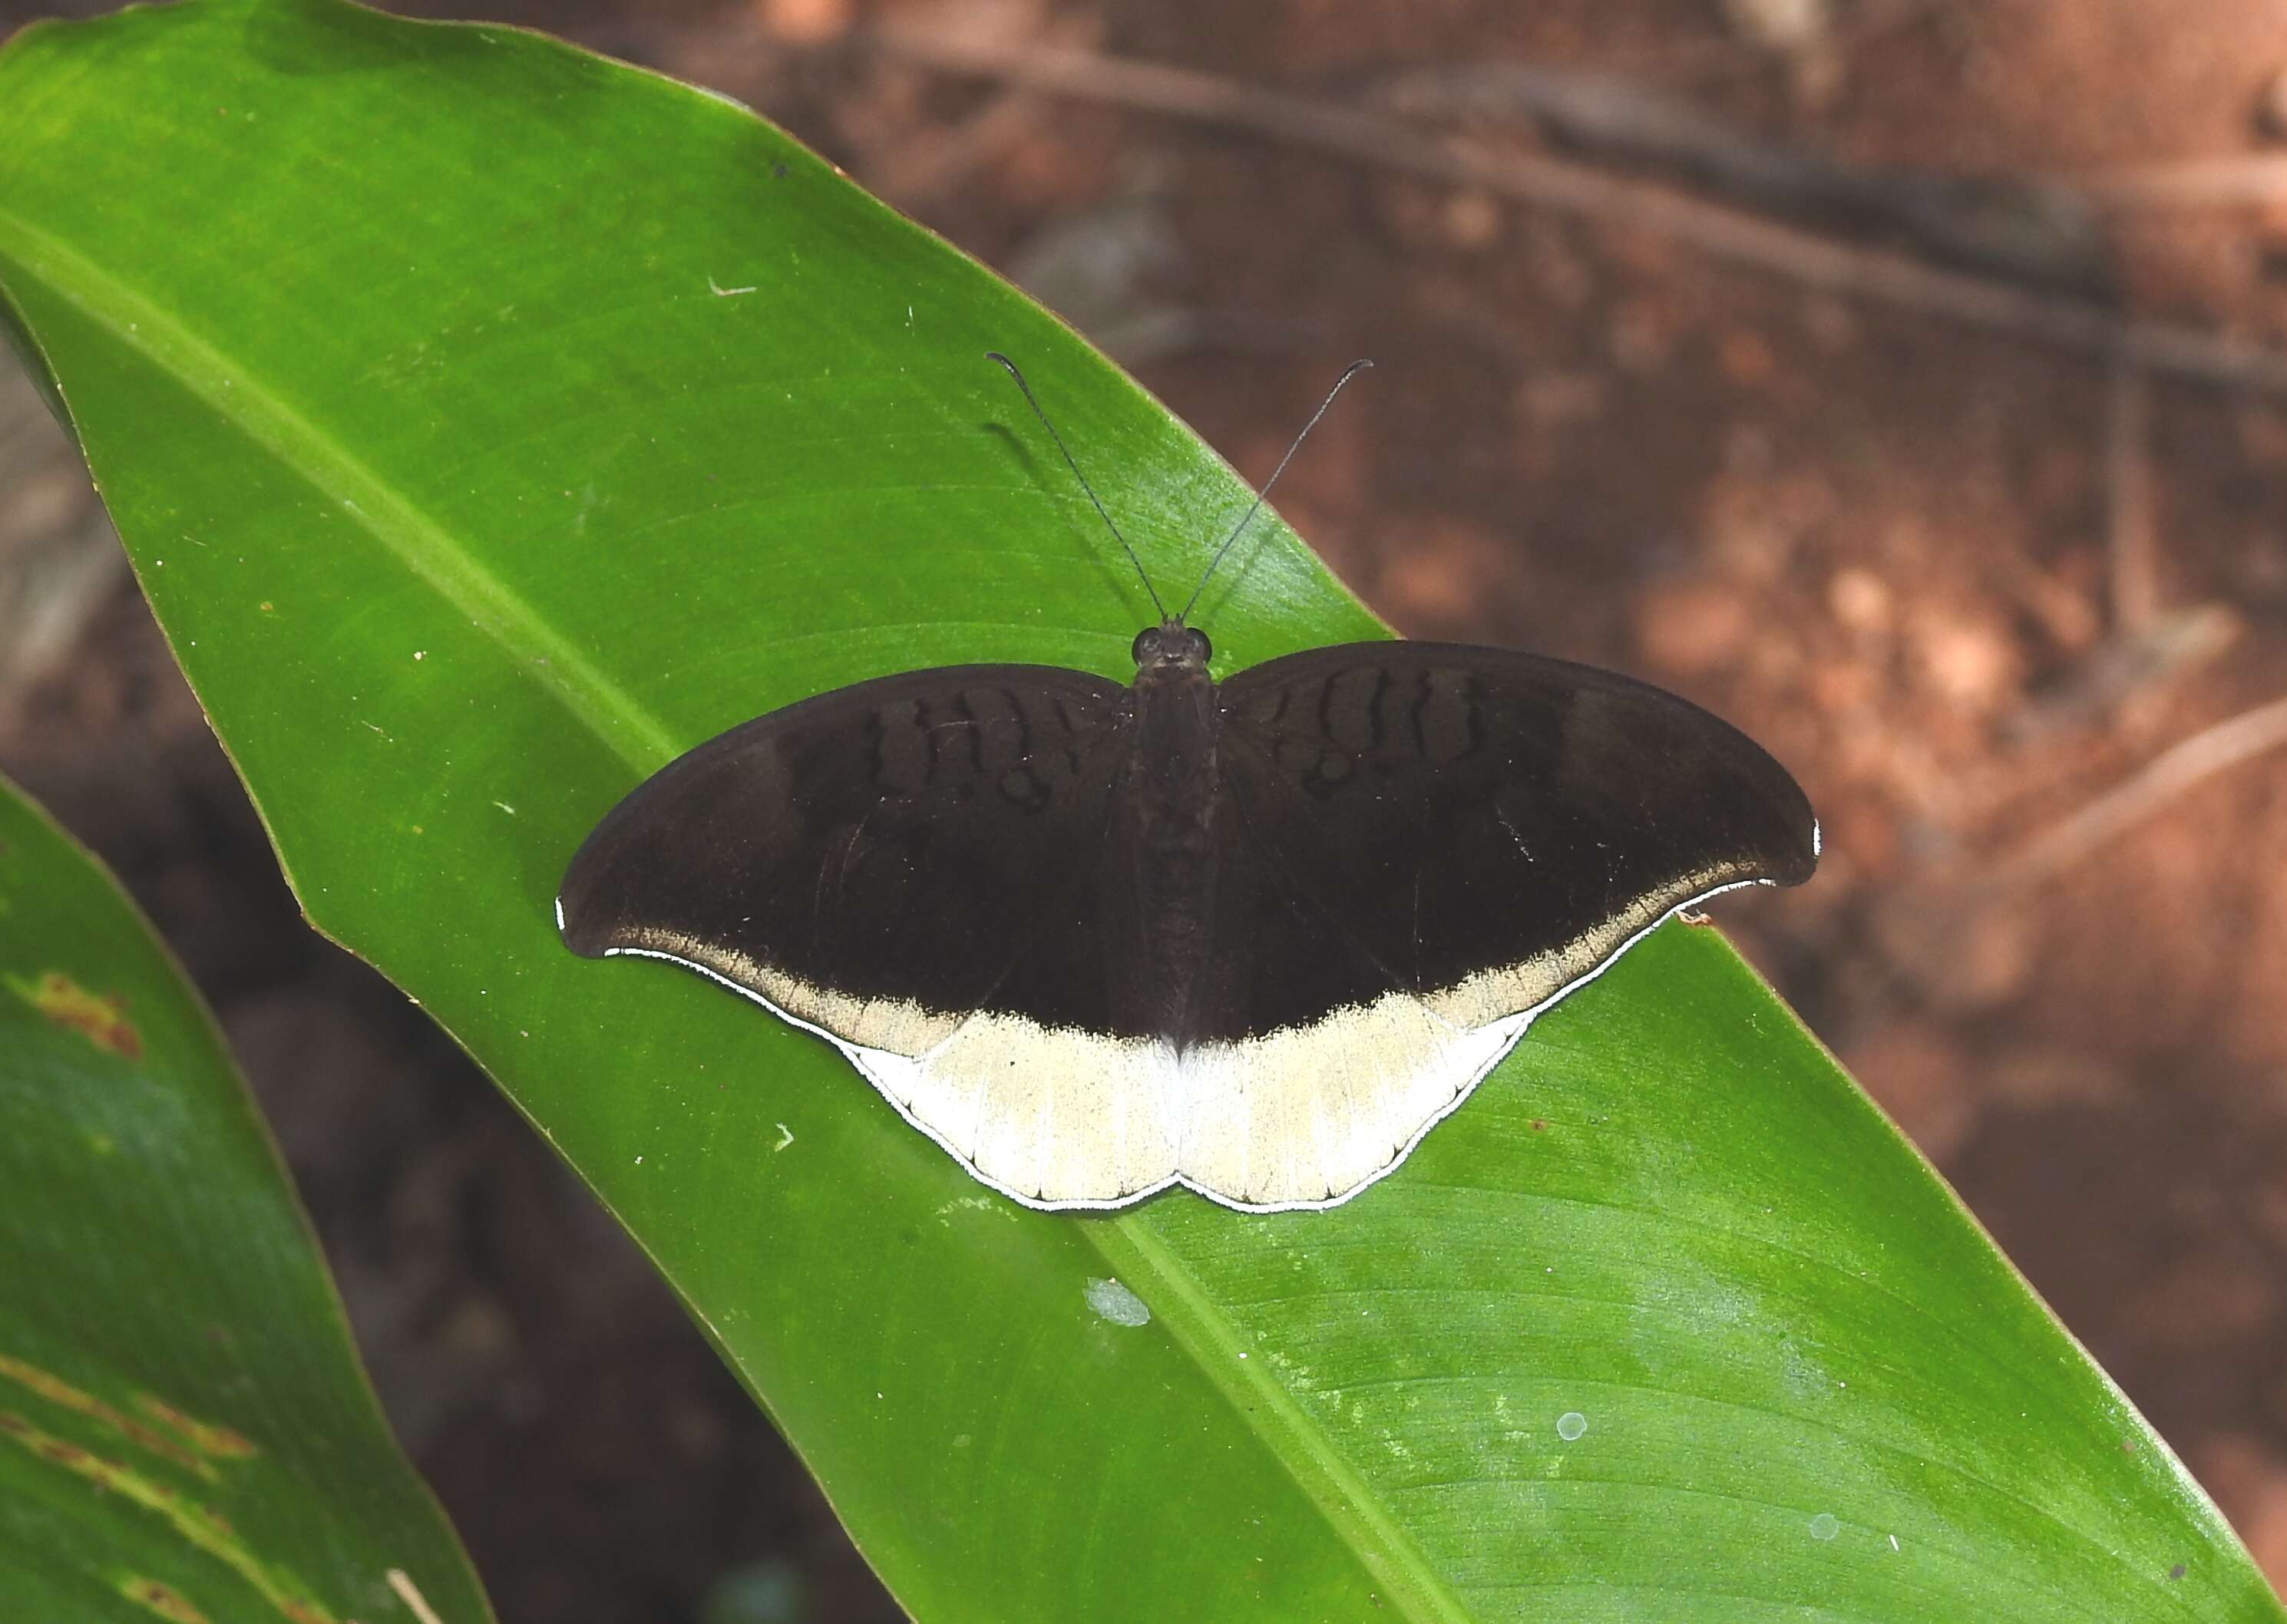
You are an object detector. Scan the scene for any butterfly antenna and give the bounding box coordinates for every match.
[987,352,1167,621]
[1178,358,1373,625]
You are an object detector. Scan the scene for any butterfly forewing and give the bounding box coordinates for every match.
[1215,642,1817,1035]
[558,665,1129,1048]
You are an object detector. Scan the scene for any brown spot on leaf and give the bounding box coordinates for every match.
[119,1576,213,1624]
[0,1354,213,1477]
[0,1411,331,1618]
[6,971,142,1059]
[136,1394,256,1460]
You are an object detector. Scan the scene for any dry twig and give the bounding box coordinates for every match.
[2106,349,2160,632]
[2077,156,2287,210]
[875,28,2287,396]
[1992,692,2287,892]
[1380,63,2107,292]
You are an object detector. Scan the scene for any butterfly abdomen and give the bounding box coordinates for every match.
[1115,654,1224,1045]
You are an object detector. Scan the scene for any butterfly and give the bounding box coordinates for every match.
[557,358,1816,1212]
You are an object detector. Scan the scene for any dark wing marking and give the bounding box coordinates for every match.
[1211,641,1816,1038]
[559,665,1129,1031]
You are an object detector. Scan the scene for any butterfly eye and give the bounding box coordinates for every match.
[1185,627,1211,663]
[1131,627,1160,665]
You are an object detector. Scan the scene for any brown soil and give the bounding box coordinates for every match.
[8,0,2287,1617]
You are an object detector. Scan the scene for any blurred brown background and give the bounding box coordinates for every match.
[8,1,2287,1619]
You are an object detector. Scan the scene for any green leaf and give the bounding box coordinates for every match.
[0,2,2272,1619]
[0,771,490,1624]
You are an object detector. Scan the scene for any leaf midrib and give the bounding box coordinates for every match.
[1096,1213,1476,1623]
[0,201,1477,1623]
[0,210,680,774]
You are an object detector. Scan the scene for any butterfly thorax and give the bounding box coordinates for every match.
[1117,622,1224,1045]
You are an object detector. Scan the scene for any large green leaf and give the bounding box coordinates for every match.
[0,771,490,1624]
[0,2,2271,1618]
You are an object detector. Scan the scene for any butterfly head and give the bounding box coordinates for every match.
[987,352,1372,661]
[1132,619,1211,672]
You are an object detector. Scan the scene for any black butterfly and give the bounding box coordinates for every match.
[558,359,1816,1212]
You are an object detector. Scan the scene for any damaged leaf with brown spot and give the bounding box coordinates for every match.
[5,969,142,1058]
[0,773,487,1624]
